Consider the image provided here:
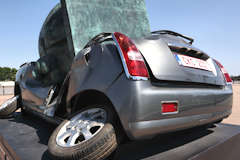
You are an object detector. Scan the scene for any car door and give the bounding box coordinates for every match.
[18,62,51,113]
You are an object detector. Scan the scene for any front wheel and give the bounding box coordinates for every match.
[0,96,19,118]
[48,106,118,160]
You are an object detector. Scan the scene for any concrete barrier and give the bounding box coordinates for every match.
[0,81,14,95]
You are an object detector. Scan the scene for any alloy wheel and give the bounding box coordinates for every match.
[56,108,107,147]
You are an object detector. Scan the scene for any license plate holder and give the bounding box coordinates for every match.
[175,54,212,72]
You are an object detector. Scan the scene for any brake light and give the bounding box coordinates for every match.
[113,32,149,79]
[214,59,232,83]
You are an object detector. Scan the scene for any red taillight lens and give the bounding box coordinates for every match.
[162,102,178,114]
[214,59,232,83]
[113,32,149,78]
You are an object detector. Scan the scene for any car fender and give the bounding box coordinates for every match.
[66,43,123,109]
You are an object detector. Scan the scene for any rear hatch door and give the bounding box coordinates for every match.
[134,34,225,86]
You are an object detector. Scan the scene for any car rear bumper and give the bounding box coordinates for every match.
[129,109,231,139]
[107,74,233,140]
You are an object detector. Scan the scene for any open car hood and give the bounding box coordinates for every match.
[61,0,151,55]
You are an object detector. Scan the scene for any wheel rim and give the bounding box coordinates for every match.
[56,108,107,147]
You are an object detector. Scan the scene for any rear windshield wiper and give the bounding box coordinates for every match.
[151,30,194,44]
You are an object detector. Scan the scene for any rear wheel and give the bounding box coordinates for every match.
[48,105,118,160]
[0,96,19,118]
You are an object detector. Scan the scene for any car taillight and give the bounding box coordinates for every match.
[113,32,149,80]
[214,59,232,83]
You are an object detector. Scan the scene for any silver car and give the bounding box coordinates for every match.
[0,3,233,160]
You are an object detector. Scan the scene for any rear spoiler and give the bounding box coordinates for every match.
[83,33,113,49]
[151,30,194,44]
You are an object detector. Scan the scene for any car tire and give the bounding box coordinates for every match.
[48,105,118,160]
[0,96,19,118]
[16,94,28,116]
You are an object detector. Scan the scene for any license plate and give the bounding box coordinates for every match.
[175,54,212,72]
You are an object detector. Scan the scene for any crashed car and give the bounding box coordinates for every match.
[0,2,233,160]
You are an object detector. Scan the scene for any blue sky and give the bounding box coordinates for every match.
[0,0,239,75]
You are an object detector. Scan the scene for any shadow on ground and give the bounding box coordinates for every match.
[113,127,214,160]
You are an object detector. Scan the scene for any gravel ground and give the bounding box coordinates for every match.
[0,85,239,125]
